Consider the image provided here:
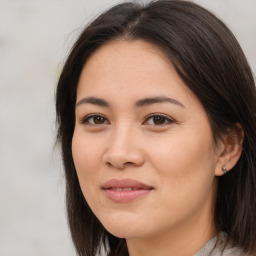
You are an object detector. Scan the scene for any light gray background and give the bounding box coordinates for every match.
[0,1,255,256]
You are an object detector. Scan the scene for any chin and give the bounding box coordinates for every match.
[104,226,130,239]
[98,213,148,239]
[104,225,147,239]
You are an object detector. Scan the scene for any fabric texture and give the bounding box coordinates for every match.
[194,232,255,256]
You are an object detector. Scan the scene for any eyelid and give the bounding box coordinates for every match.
[80,113,110,125]
[79,113,174,126]
[143,113,175,125]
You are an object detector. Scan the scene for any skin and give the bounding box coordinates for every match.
[72,40,243,256]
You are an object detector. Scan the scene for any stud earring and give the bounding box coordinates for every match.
[222,164,227,175]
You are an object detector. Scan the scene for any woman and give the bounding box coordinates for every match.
[55,0,256,255]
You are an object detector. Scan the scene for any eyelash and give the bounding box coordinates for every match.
[80,114,109,125]
[143,113,174,125]
[80,113,174,126]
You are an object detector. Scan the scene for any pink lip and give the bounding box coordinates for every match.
[102,179,154,203]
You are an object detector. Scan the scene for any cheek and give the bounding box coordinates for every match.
[149,130,215,172]
[148,128,216,205]
[72,127,103,167]
[71,133,107,219]
[71,132,102,195]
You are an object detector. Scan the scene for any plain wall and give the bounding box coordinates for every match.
[0,0,255,255]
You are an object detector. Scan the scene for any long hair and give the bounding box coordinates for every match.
[56,1,256,255]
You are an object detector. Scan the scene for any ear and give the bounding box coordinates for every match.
[214,123,244,176]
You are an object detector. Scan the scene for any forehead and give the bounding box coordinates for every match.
[76,39,198,108]
[79,39,172,85]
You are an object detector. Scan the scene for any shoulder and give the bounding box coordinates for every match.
[195,232,255,256]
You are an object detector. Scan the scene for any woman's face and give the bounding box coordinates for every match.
[72,40,222,240]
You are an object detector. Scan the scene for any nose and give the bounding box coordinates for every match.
[102,125,145,169]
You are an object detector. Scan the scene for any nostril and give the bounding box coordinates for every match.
[125,162,133,165]
[105,160,134,169]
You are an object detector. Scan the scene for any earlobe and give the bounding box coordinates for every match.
[221,164,227,175]
[214,123,244,176]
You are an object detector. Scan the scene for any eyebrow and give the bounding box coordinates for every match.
[76,97,109,107]
[76,96,185,108]
[135,96,185,108]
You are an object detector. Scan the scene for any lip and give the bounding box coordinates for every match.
[102,178,154,203]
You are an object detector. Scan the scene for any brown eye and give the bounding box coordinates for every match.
[93,116,105,124]
[81,114,109,125]
[152,116,166,125]
[143,114,174,126]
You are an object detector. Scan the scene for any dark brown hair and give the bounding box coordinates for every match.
[56,0,256,255]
